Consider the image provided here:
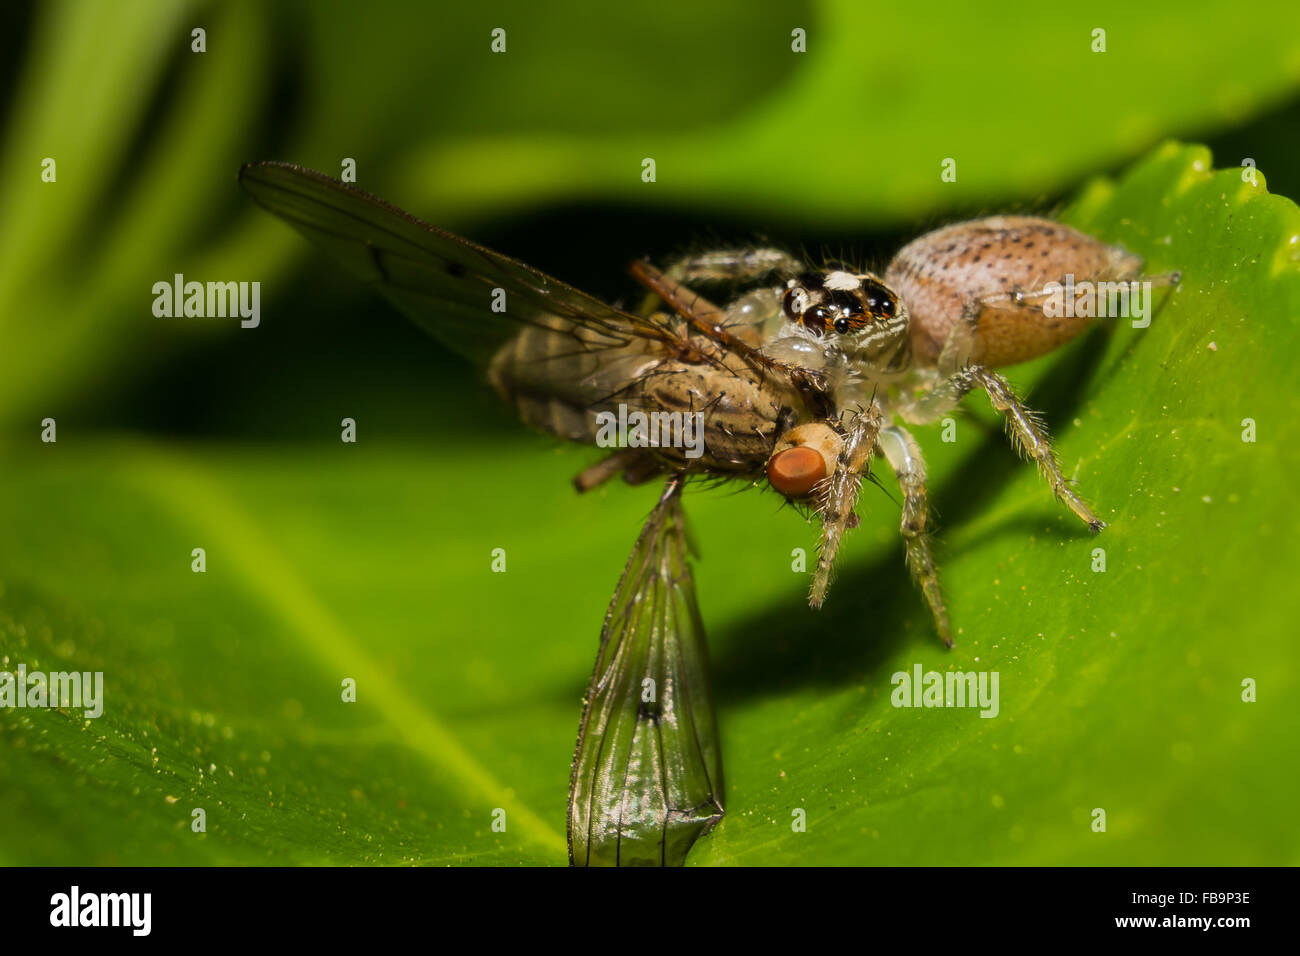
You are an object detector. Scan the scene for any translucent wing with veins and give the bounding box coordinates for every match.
[569,477,724,866]
[242,163,727,866]
[239,161,682,367]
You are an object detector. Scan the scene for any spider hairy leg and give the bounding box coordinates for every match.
[663,248,805,285]
[809,405,884,608]
[628,259,834,417]
[877,425,953,647]
[955,366,1104,532]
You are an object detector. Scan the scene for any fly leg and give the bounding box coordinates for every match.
[809,404,884,608]
[628,259,833,418]
[876,425,953,647]
[574,451,635,492]
[572,449,661,492]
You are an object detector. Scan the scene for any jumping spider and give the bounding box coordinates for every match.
[239,163,1178,650]
[626,216,1179,646]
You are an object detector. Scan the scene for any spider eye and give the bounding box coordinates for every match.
[825,290,864,334]
[803,304,832,335]
[783,287,809,320]
[865,283,897,318]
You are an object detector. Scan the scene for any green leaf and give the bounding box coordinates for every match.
[690,141,1300,864]
[396,0,1300,223]
[1,142,1297,864]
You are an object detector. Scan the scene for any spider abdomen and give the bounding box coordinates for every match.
[885,215,1144,368]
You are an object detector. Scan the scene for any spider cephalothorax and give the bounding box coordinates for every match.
[779,270,911,371]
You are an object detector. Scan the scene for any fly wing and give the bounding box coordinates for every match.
[568,478,724,867]
[239,161,681,366]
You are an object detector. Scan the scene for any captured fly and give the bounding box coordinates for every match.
[240,162,1177,865]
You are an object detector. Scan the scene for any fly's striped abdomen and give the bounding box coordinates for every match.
[489,320,793,477]
[636,361,789,474]
[487,319,663,443]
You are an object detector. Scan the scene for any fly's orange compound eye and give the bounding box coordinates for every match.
[766,445,826,498]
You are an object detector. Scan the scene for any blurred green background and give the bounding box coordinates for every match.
[1,0,1298,865]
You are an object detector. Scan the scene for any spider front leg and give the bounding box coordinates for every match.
[808,405,884,608]
[628,259,834,418]
[631,247,804,337]
[921,365,1104,532]
[663,247,806,285]
[876,425,953,647]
